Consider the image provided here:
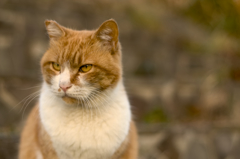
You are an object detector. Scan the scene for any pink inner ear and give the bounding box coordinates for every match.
[96,20,119,43]
[99,28,114,41]
[96,20,119,51]
[45,20,65,39]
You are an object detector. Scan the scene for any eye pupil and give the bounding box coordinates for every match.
[80,64,92,73]
[52,62,61,71]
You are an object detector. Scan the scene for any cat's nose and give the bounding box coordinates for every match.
[59,83,72,92]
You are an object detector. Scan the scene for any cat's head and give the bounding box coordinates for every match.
[41,19,122,104]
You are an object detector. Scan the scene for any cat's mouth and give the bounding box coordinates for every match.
[62,94,78,104]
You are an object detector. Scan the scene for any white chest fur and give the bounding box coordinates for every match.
[39,82,131,159]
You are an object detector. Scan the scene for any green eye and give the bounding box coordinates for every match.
[80,64,92,73]
[52,62,61,71]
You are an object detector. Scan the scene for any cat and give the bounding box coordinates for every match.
[18,19,138,159]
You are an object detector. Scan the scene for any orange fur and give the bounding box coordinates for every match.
[19,19,138,159]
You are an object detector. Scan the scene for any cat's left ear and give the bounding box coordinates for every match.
[95,19,119,51]
[45,20,66,40]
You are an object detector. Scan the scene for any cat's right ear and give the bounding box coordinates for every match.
[95,19,119,51]
[45,20,66,40]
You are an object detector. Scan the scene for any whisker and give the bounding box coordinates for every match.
[79,97,86,120]
[90,90,112,106]
[15,90,41,112]
[20,93,39,113]
[20,85,42,90]
[88,95,102,115]
[22,93,40,119]
[85,96,92,121]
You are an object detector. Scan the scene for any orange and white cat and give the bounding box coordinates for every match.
[19,19,138,159]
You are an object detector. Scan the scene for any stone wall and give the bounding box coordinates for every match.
[0,0,240,158]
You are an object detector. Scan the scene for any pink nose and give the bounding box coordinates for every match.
[59,83,72,92]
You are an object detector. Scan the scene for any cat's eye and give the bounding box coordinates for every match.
[52,62,61,71]
[80,64,92,73]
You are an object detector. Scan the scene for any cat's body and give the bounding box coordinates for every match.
[19,19,138,159]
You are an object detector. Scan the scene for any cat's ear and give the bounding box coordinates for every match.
[95,19,119,51]
[45,20,66,40]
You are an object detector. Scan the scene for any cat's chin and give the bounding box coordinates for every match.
[62,96,78,104]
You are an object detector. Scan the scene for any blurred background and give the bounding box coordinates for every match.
[1,0,240,158]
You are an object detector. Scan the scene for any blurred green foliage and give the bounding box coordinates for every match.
[182,0,240,38]
[144,108,169,123]
[127,6,160,31]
